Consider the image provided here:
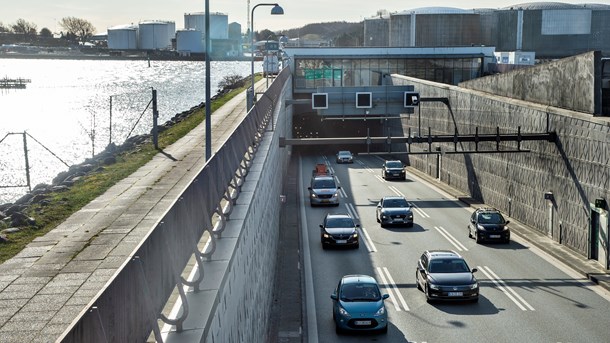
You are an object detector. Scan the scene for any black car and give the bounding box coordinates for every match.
[376,196,414,227]
[468,207,510,243]
[381,160,406,180]
[416,250,479,303]
[320,213,360,249]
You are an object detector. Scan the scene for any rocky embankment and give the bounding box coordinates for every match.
[0,76,247,244]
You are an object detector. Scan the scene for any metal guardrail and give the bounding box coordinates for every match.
[57,67,291,342]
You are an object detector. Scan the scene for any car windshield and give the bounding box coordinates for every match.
[338,151,351,157]
[386,161,403,168]
[428,259,470,273]
[312,179,336,189]
[340,283,381,301]
[326,217,355,228]
[383,198,409,208]
[478,212,505,224]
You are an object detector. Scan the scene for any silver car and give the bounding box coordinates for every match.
[308,175,340,206]
[336,151,354,164]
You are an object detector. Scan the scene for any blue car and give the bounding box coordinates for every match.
[331,275,389,334]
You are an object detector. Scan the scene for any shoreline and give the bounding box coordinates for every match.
[0,53,259,62]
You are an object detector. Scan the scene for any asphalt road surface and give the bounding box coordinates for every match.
[298,153,610,343]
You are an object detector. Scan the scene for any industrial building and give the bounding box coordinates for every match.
[363,2,610,59]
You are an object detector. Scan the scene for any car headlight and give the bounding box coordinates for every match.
[311,193,318,198]
[333,192,338,197]
[407,214,413,219]
[339,306,350,317]
[323,233,330,238]
[429,283,440,290]
[375,306,385,316]
[469,282,479,290]
[477,224,485,231]
[352,233,359,238]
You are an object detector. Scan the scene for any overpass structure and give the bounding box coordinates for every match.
[1,49,609,342]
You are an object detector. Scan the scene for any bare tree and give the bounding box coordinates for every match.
[59,17,96,43]
[0,22,10,33]
[11,18,37,35]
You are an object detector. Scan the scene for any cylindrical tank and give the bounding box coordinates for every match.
[107,25,138,50]
[184,12,229,40]
[364,16,389,47]
[390,7,481,47]
[176,29,204,53]
[139,20,175,50]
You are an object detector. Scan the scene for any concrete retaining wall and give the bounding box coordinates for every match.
[461,51,601,115]
[391,69,610,256]
[202,81,293,342]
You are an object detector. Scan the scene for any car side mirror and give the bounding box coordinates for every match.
[319,224,323,229]
[337,186,341,189]
[330,294,338,300]
[377,204,381,208]
[471,268,478,273]
[308,187,312,190]
[355,224,360,228]
[505,220,510,224]
[382,294,390,300]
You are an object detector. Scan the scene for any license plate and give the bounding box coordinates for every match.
[490,235,501,238]
[354,320,371,326]
[321,199,329,203]
[336,240,347,244]
[448,292,463,296]
[392,218,403,222]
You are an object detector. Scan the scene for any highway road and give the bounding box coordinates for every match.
[298,153,610,342]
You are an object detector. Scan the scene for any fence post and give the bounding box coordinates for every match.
[152,89,159,149]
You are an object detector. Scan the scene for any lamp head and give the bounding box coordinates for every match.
[271,4,284,15]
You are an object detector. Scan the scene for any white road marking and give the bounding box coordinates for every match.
[389,186,403,196]
[478,265,535,311]
[434,226,468,251]
[360,227,377,252]
[345,203,359,220]
[382,267,410,311]
[376,267,402,312]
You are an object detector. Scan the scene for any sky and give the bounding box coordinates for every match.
[2,0,610,34]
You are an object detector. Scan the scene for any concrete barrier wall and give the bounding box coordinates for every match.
[460,51,600,114]
[391,72,610,256]
[202,80,293,342]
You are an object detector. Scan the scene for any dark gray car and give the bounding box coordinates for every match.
[376,196,414,227]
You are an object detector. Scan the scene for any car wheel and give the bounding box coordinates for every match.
[354,243,359,249]
[380,223,385,228]
[376,216,380,223]
[380,325,388,334]
[408,222,414,228]
[471,297,479,303]
[335,324,343,334]
[475,232,482,244]
[416,272,422,291]
[504,237,510,244]
[425,286,433,303]
[468,227,473,238]
[322,242,327,250]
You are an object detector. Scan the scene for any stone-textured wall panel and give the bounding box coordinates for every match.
[392,71,610,257]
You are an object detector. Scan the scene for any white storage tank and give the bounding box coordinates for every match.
[184,12,229,39]
[176,29,204,54]
[107,24,138,50]
[139,20,175,50]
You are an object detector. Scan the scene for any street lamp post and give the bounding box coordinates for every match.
[249,3,284,110]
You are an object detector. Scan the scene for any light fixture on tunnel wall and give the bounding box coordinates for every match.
[356,92,372,108]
